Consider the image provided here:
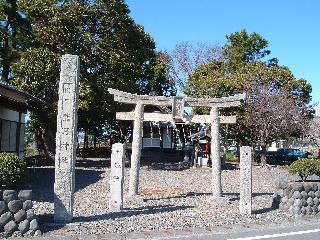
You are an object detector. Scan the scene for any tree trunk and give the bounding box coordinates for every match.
[42,128,56,161]
[260,144,267,167]
[94,135,97,149]
[84,130,88,149]
[1,2,17,82]
[35,131,45,154]
[1,16,10,81]
[236,140,242,162]
[222,141,228,166]
[1,63,10,82]
[34,128,55,161]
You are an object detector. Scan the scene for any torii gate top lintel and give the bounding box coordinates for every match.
[108,88,246,108]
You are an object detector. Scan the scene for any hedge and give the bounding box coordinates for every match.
[289,158,320,181]
[0,152,26,186]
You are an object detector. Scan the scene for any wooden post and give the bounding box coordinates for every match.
[128,102,144,197]
[210,107,222,197]
[15,112,22,156]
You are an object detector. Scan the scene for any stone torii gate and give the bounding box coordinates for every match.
[108,88,245,199]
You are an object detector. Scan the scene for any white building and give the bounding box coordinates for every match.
[315,106,320,117]
[0,81,37,158]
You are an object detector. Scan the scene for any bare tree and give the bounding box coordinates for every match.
[168,41,223,90]
[243,81,309,166]
[306,115,320,147]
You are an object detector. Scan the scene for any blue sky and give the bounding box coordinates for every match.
[126,0,320,104]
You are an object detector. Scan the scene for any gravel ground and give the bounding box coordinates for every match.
[27,159,313,236]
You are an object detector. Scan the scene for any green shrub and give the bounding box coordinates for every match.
[314,160,320,177]
[226,152,236,161]
[0,152,26,186]
[289,158,316,181]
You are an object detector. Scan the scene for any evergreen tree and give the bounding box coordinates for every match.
[13,0,175,158]
[0,0,32,81]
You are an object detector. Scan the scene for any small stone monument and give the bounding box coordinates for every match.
[54,54,80,223]
[109,143,125,211]
[239,146,252,215]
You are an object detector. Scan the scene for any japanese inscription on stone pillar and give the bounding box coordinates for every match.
[109,143,125,211]
[54,54,80,223]
[240,146,252,215]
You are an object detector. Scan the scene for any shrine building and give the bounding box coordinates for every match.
[0,81,37,158]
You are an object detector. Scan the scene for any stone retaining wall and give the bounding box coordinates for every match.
[273,182,320,216]
[0,189,41,238]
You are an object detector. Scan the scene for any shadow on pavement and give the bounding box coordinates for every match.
[73,204,194,223]
[27,167,104,203]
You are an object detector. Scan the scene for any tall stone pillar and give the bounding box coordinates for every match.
[240,146,252,215]
[128,102,144,197]
[210,107,222,197]
[54,54,80,223]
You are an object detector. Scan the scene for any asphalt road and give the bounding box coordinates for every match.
[166,218,320,240]
[224,228,320,240]
[13,217,320,240]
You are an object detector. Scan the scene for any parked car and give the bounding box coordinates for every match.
[227,145,237,153]
[255,148,312,164]
[276,148,311,159]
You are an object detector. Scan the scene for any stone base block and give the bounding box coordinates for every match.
[207,195,230,204]
[0,189,41,237]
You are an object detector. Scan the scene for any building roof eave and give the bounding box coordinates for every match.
[0,81,41,101]
[0,81,42,109]
[0,94,28,113]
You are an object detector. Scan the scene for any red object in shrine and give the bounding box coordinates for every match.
[205,142,209,153]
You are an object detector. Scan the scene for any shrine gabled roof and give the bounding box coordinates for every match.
[0,81,38,101]
[0,81,41,111]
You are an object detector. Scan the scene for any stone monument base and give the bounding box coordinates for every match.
[125,195,146,204]
[207,195,230,204]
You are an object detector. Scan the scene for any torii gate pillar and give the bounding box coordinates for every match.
[210,107,222,197]
[128,102,144,197]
